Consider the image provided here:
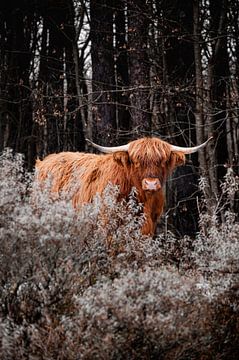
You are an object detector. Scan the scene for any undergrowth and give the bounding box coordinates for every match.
[0,149,238,359]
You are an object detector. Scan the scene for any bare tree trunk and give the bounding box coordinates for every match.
[127,0,151,135]
[193,0,207,173]
[65,0,86,151]
[230,0,239,171]
[0,2,34,167]
[90,0,116,145]
[205,0,229,204]
[115,0,131,143]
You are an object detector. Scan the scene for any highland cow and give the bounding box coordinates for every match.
[35,137,212,235]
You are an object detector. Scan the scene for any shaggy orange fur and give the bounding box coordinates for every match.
[35,137,185,235]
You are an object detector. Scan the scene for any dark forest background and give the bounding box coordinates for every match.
[0,0,238,235]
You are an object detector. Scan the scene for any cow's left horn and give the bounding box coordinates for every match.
[86,139,129,153]
[170,137,213,154]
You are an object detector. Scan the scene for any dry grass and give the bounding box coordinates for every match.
[0,149,238,359]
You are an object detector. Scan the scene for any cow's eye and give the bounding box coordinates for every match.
[130,159,140,168]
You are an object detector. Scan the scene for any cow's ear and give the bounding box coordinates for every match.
[113,151,130,167]
[169,151,185,169]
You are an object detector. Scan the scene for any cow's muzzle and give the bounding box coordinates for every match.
[142,178,161,191]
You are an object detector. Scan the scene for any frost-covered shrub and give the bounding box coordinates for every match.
[0,150,238,359]
[191,168,239,275]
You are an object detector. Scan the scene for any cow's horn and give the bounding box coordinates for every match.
[86,139,129,153]
[170,136,213,154]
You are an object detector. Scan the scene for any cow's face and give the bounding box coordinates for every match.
[113,138,185,194]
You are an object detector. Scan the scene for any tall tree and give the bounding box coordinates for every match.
[154,0,198,235]
[90,0,116,145]
[0,1,35,168]
[115,0,131,143]
[227,0,239,174]
[127,0,151,134]
[34,0,85,157]
[206,0,229,200]
[193,0,230,208]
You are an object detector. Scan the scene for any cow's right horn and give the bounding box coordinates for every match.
[86,139,129,153]
[170,137,213,154]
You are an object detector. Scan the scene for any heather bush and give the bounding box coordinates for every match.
[0,150,238,359]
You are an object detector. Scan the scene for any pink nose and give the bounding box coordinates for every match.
[142,178,161,191]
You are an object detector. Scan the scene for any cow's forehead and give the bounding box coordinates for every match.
[128,137,172,163]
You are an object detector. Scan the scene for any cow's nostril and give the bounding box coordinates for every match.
[142,178,161,191]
